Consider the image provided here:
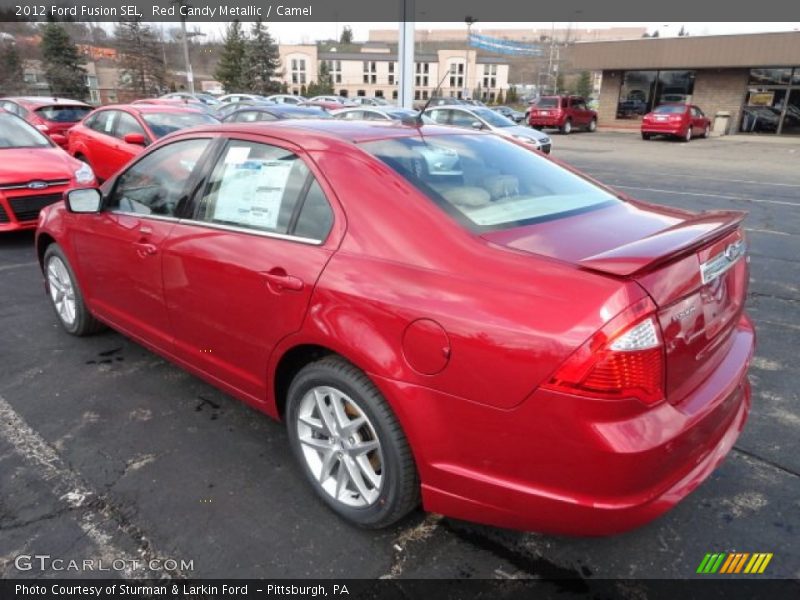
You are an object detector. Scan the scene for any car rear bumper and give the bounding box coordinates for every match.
[374,314,754,535]
[641,124,684,136]
[529,118,564,128]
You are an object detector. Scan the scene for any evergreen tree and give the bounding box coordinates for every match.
[495,90,505,105]
[339,26,353,45]
[506,86,518,104]
[0,42,24,95]
[246,18,281,94]
[316,61,334,95]
[115,18,167,97]
[576,71,593,98]
[215,20,247,93]
[40,20,88,99]
[651,30,660,38]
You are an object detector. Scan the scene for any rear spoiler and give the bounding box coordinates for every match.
[579,211,746,277]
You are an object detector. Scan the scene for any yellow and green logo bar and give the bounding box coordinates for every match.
[696,552,773,574]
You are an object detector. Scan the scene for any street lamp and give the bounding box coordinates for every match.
[464,16,476,99]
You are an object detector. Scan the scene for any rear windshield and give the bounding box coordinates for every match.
[35,105,91,122]
[0,112,52,148]
[535,97,559,108]
[141,112,218,138]
[654,105,687,114]
[361,134,618,232]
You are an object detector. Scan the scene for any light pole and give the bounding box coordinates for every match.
[464,16,476,99]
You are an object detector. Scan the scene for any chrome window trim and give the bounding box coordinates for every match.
[108,211,181,223]
[175,218,324,246]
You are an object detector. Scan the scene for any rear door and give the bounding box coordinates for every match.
[71,137,214,349]
[162,136,340,401]
[108,111,149,175]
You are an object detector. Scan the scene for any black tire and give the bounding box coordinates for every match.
[682,127,692,142]
[702,124,710,138]
[43,244,105,336]
[641,132,651,140]
[560,118,572,134]
[286,356,419,528]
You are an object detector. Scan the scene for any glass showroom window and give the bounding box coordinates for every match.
[616,70,695,120]
[741,67,800,135]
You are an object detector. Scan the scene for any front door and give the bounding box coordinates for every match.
[72,138,213,349]
[162,137,339,401]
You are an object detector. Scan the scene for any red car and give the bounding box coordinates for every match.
[0,110,94,232]
[36,120,753,535]
[0,96,92,148]
[528,95,597,134]
[642,104,712,142]
[303,96,357,111]
[67,104,218,181]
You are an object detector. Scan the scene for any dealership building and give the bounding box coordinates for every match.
[570,31,800,135]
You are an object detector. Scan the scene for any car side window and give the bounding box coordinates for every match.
[232,110,261,123]
[107,138,210,217]
[573,100,587,110]
[197,140,313,236]
[450,110,477,127]
[692,107,704,117]
[428,109,449,124]
[293,179,334,241]
[115,112,146,139]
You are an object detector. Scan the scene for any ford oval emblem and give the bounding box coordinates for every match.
[27,181,48,190]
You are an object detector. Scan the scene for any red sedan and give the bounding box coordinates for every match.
[0,96,92,147]
[36,120,753,535]
[642,104,712,142]
[67,104,218,181]
[0,110,94,232]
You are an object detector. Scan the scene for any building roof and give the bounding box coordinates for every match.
[319,51,438,62]
[570,31,800,71]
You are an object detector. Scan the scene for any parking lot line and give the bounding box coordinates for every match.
[0,261,37,272]
[584,169,800,189]
[0,394,173,579]
[612,185,800,207]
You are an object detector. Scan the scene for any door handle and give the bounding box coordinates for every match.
[261,269,304,292]
[133,241,157,258]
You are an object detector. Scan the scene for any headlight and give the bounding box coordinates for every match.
[74,162,95,185]
[512,135,540,146]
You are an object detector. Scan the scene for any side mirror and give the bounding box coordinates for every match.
[50,133,67,146]
[65,188,102,213]
[471,121,484,130]
[123,132,146,145]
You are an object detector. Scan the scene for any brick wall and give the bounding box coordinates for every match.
[597,68,750,135]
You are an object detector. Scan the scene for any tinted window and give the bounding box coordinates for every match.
[0,112,51,148]
[535,97,559,108]
[108,139,210,217]
[293,180,334,241]
[35,105,91,122]
[197,140,312,235]
[115,112,146,139]
[141,111,217,137]
[361,134,618,232]
[654,105,686,114]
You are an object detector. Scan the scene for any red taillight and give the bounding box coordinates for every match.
[542,297,665,406]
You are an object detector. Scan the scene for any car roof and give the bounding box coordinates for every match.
[170,119,485,148]
[94,103,206,115]
[3,96,91,108]
[230,104,327,116]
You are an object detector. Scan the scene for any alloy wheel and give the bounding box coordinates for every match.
[47,256,77,327]
[296,385,383,508]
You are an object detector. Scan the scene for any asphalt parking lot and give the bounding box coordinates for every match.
[1,131,798,583]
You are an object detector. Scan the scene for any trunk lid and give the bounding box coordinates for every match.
[482,203,749,405]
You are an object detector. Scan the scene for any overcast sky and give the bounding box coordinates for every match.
[186,21,800,44]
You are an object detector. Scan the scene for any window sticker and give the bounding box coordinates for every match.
[213,159,294,230]
[224,145,251,164]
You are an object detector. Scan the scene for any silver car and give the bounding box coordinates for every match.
[424,105,552,153]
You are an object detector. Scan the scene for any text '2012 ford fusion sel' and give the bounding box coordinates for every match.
[36,119,753,535]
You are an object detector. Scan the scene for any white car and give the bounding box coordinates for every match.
[425,105,552,154]
[265,94,307,105]
[351,97,392,107]
[331,106,434,124]
[218,94,271,104]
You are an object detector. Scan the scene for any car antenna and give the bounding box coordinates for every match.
[402,70,451,127]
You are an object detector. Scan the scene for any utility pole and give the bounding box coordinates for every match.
[179,17,194,94]
[464,16,476,99]
[398,0,415,109]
